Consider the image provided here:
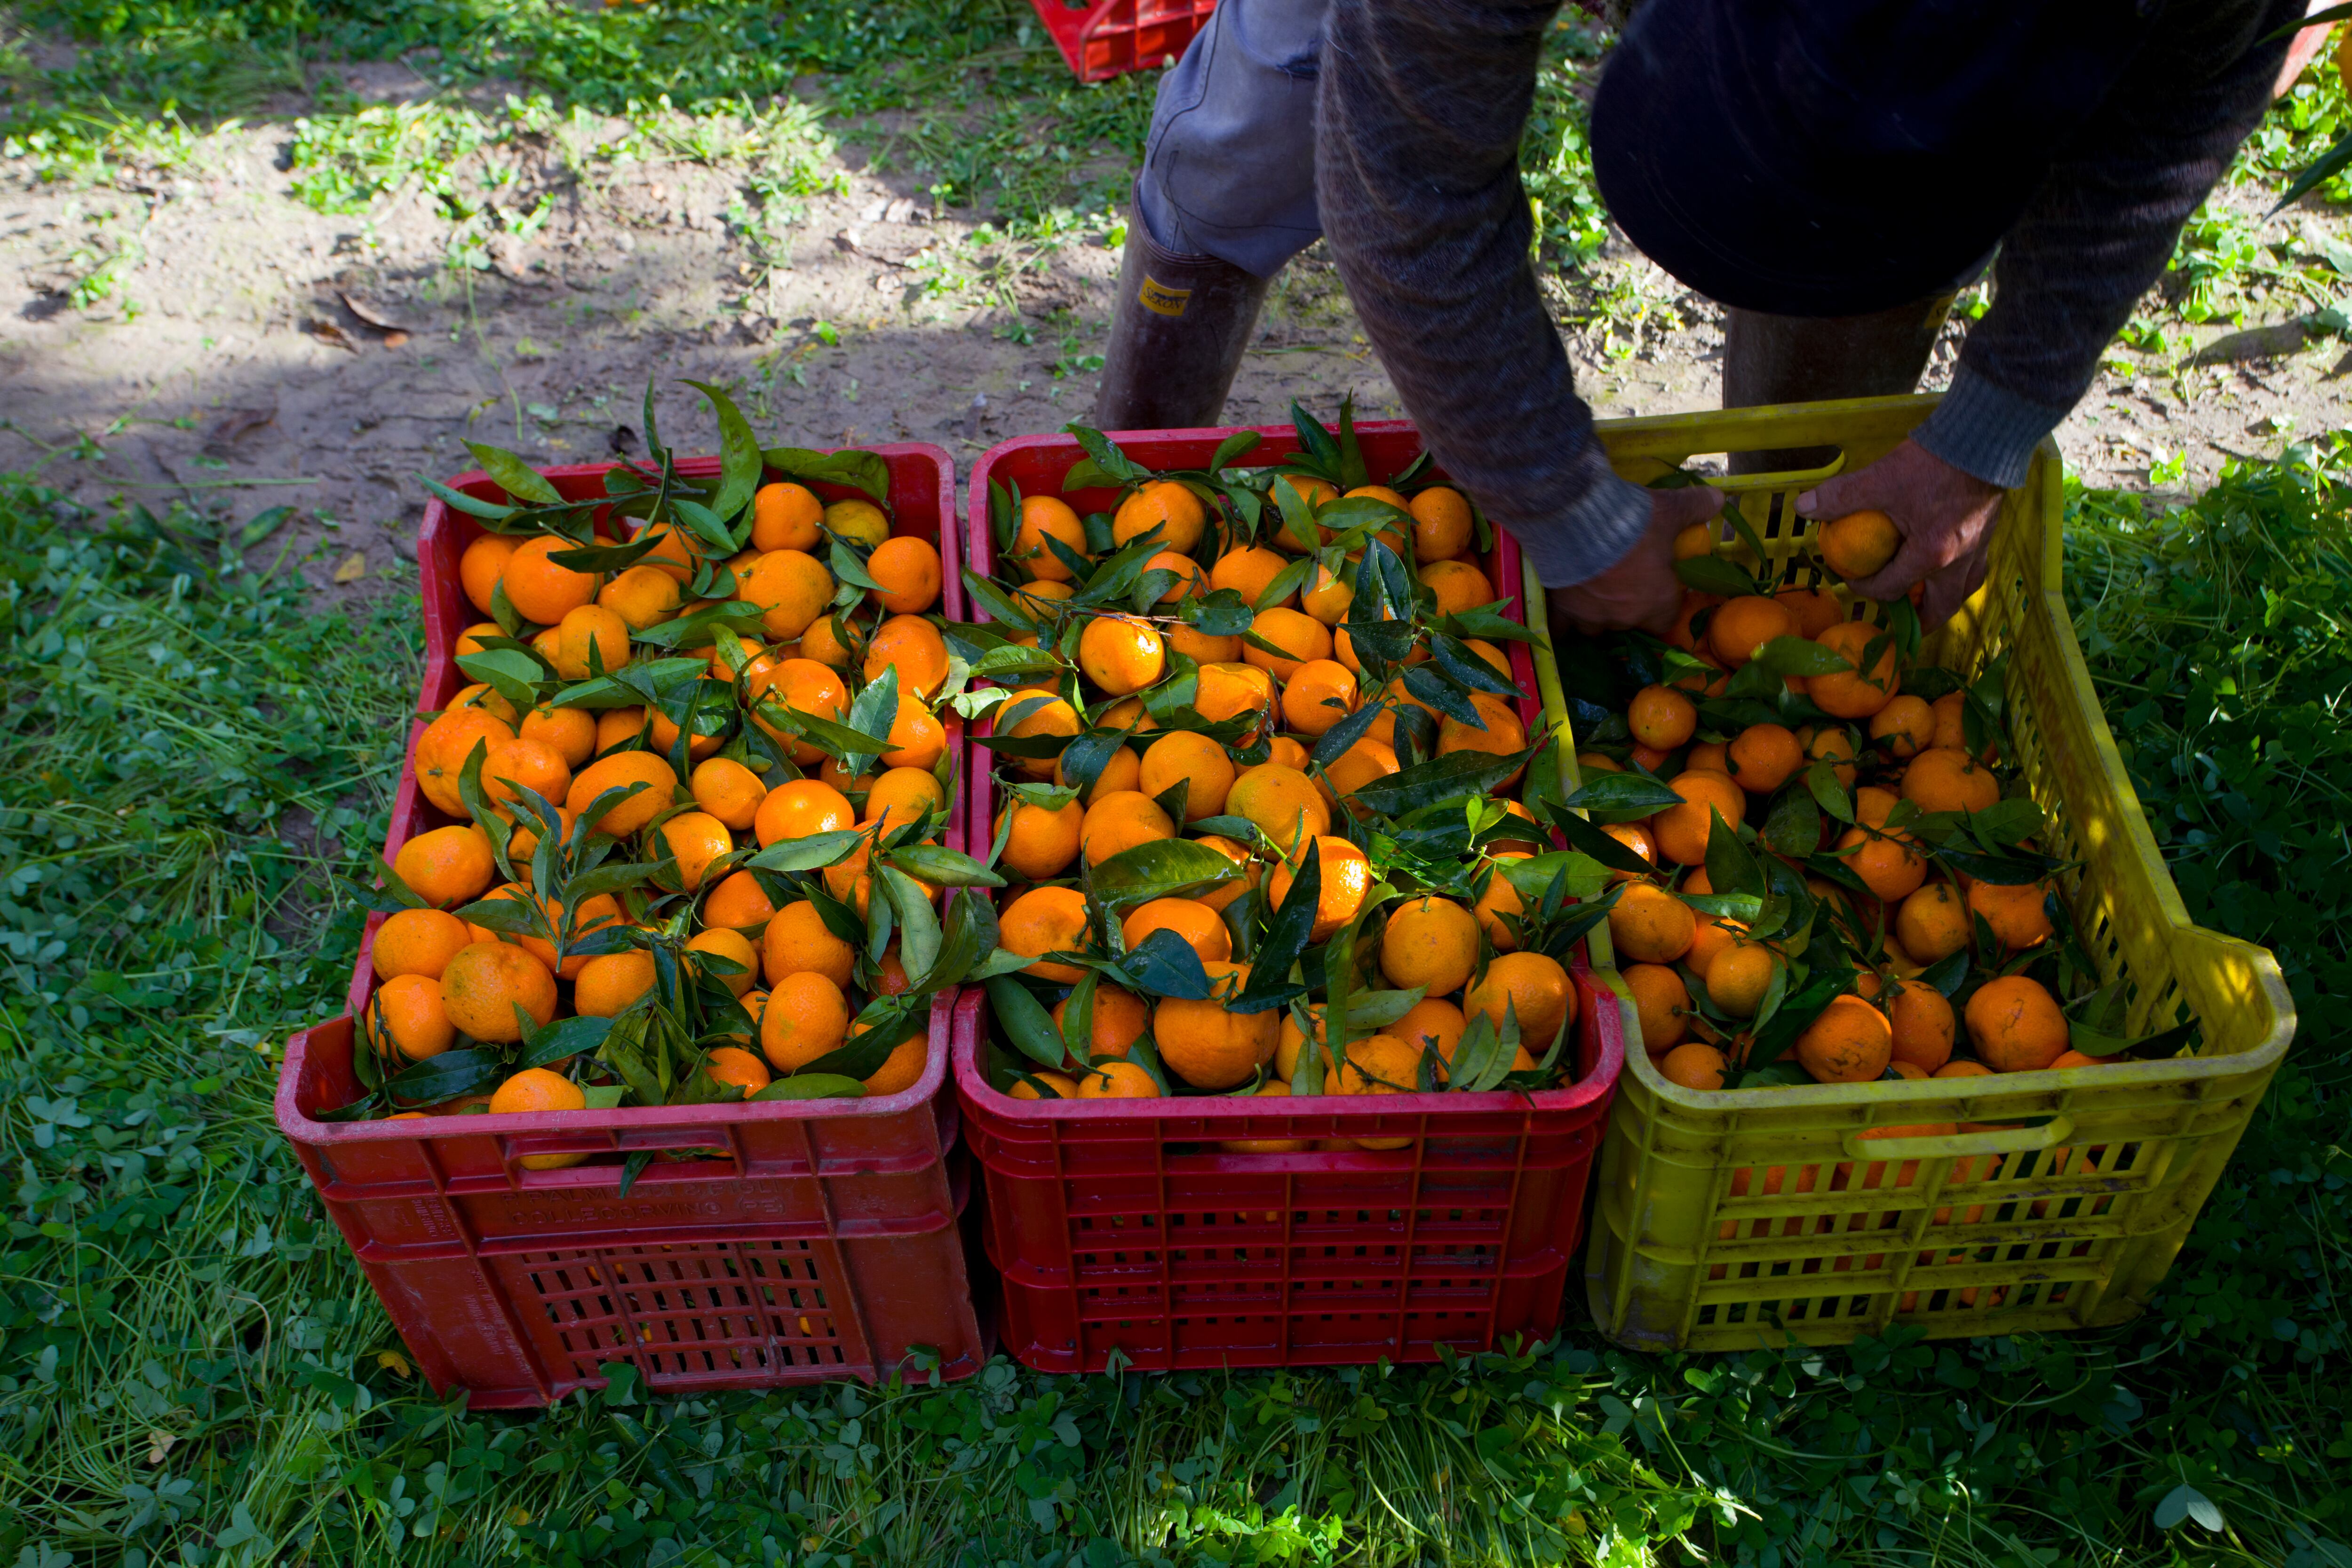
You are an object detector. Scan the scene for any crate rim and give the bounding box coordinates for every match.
[278,988,958,1146]
[1565,398,2294,1111]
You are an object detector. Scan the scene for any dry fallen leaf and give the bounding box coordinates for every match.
[147,1431,176,1465]
[334,552,367,583]
[305,318,358,353]
[338,291,414,335]
[377,1349,412,1378]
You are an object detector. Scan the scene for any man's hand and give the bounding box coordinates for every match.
[1547,484,1727,636]
[1796,439,2004,627]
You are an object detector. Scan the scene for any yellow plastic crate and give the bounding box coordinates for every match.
[1519,394,2295,1350]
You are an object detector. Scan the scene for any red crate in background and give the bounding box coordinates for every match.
[414,446,961,702]
[954,422,1623,1373]
[1028,0,1216,81]
[280,997,983,1407]
[954,966,1622,1373]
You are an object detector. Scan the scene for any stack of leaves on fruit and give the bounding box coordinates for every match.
[950,403,1616,1115]
[1558,499,2197,1095]
[344,383,1001,1155]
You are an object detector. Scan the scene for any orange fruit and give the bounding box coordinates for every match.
[863,767,944,836]
[736,549,834,641]
[1930,691,1997,760]
[575,950,659,1017]
[1964,975,2068,1072]
[761,971,851,1071]
[1869,695,1935,760]
[1154,961,1278,1088]
[1624,963,1689,1053]
[704,869,777,932]
[1053,986,1152,1062]
[1123,897,1233,963]
[1628,685,1698,750]
[1274,1008,1332,1080]
[567,750,680,838]
[1794,994,1892,1083]
[372,907,473,982]
[1894,882,1970,964]
[997,799,1085,880]
[1418,559,1494,618]
[763,900,856,989]
[754,778,855,847]
[1472,854,1528,949]
[459,533,519,615]
[1686,739,1729,773]
[1886,979,1955,1072]
[1727,724,1803,793]
[752,481,825,552]
[1144,550,1202,602]
[1836,825,1926,903]
[1012,1070,1082,1100]
[1218,1080,1312,1152]
[598,563,684,631]
[866,536,942,614]
[1804,723,1859,787]
[1706,943,1776,1017]
[1195,661,1278,742]
[864,615,951,698]
[1137,730,1237,820]
[1901,747,2001,815]
[1225,762,1330,855]
[519,702,596,769]
[366,974,455,1061]
[439,941,558,1043]
[1242,607,1332,683]
[644,683,731,764]
[1687,915,1744,977]
[1810,620,1900,720]
[1855,784,1901,827]
[482,736,572,816]
[1210,545,1293,607]
[1333,1032,1422,1096]
[1318,735,1400,819]
[862,1030,928,1096]
[1653,768,1746,866]
[2048,1050,2109,1069]
[1266,735,1311,770]
[1112,480,1206,554]
[1435,692,1529,786]
[1193,834,1259,914]
[1776,585,1844,639]
[392,824,495,910]
[824,498,889,550]
[1598,822,1657,885]
[1659,1042,1727,1090]
[415,706,515,816]
[1708,594,1794,667]
[746,656,850,764]
[657,809,733,892]
[1267,836,1373,942]
[881,691,946,771]
[1001,886,1091,982]
[454,621,501,658]
[1057,741,1141,805]
[1935,1060,1994,1080]
[1013,494,1089,581]
[686,927,760,997]
[489,1067,585,1115]
[1280,659,1359,737]
[1001,687,1081,780]
[501,535,597,626]
[1608,882,1696,964]
[703,1045,773,1096]
[798,614,860,670]
[1408,486,1474,560]
[1465,952,1575,1047]
[1168,620,1243,664]
[689,757,768,831]
[1396,998,1468,1063]
[1819,509,1899,578]
[1080,790,1176,866]
[595,706,646,755]
[1380,896,1480,998]
[1078,1060,1162,1098]
[1969,879,2052,951]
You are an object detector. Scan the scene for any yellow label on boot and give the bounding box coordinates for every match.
[1137,276,1192,317]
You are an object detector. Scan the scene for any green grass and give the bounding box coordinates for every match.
[1,444,2350,1566]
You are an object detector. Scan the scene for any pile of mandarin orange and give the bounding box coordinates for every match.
[968,446,1590,1109]
[360,475,960,1127]
[1591,507,2112,1096]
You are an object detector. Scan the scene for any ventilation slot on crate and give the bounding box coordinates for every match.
[520,1241,852,1388]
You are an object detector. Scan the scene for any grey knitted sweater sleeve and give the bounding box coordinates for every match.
[1313,0,1652,591]
[1916,1,2296,489]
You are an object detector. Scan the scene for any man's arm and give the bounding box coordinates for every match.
[1808,0,2298,621]
[1313,0,1686,607]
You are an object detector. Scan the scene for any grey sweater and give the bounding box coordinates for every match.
[1313,0,2298,587]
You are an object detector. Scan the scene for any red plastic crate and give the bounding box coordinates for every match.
[954,966,1622,1372]
[280,996,983,1407]
[415,446,961,704]
[1028,0,1217,81]
[954,422,1621,1372]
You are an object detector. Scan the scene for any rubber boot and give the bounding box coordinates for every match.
[1720,292,1957,474]
[1091,209,1272,433]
